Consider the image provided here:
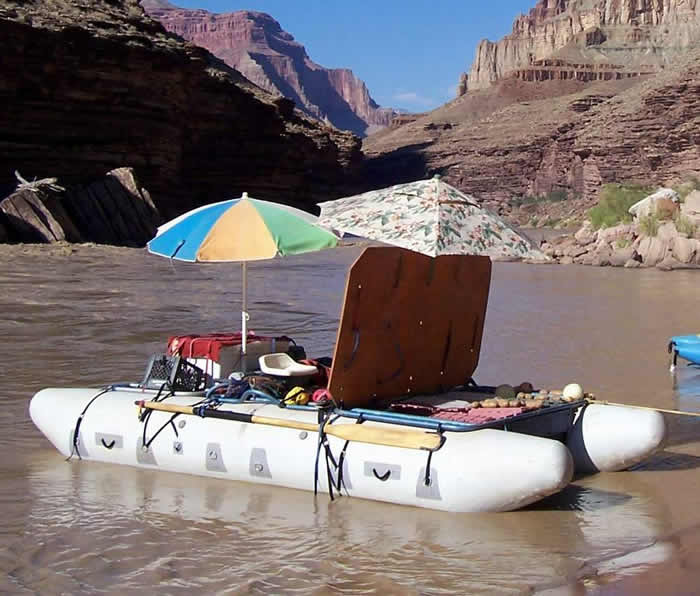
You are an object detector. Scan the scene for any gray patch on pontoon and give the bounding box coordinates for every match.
[416,467,441,500]
[249,447,272,478]
[364,461,401,481]
[69,428,89,458]
[95,433,123,450]
[173,441,183,455]
[205,442,227,472]
[136,438,158,465]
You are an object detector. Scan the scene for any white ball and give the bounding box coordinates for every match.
[563,383,584,400]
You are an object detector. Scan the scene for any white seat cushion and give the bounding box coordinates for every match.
[258,353,317,377]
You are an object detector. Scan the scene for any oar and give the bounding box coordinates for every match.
[586,398,700,418]
[136,400,443,451]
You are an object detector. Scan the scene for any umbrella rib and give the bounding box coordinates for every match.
[170,239,186,260]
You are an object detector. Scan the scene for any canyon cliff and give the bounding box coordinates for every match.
[464,0,700,92]
[142,0,396,137]
[0,0,361,224]
[364,0,700,224]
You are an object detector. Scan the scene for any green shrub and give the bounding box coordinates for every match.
[674,213,697,237]
[639,213,659,237]
[509,195,537,208]
[510,190,570,208]
[615,238,631,249]
[546,189,568,202]
[674,177,700,201]
[541,216,561,227]
[588,183,655,229]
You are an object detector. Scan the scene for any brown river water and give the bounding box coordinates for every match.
[1,243,700,595]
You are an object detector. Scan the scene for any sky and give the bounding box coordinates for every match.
[173,0,537,112]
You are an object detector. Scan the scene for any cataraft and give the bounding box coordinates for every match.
[30,247,666,512]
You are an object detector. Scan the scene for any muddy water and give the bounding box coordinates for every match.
[1,243,699,595]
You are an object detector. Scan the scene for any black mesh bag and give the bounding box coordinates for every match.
[141,355,207,392]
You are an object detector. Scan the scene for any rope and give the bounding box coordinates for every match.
[587,398,700,418]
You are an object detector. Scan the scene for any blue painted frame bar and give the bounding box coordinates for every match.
[337,401,585,433]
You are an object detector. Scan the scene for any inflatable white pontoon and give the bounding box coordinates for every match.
[29,248,666,512]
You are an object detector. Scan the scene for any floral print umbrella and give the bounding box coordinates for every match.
[318,176,547,260]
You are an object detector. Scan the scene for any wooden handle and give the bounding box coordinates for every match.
[138,401,193,415]
[136,401,442,451]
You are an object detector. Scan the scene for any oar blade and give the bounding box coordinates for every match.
[325,423,442,450]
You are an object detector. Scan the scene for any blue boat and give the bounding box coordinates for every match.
[669,334,700,369]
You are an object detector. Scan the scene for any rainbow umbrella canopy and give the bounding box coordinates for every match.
[318,176,547,261]
[147,192,338,361]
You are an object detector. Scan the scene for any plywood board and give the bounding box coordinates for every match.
[328,247,491,408]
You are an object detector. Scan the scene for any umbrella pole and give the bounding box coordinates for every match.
[241,261,248,373]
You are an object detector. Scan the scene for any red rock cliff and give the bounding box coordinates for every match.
[142,1,397,137]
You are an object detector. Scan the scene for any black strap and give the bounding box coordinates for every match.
[423,424,446,487]
[69,386,113,460]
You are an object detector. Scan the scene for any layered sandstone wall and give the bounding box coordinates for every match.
[540,52,700,201]
[464,0,700,92]
[363,47,700,215]
[0,0,361,222]
[142,2,396,137]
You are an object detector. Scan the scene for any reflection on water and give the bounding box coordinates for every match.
[17,452,671,595]
[1,245,699,594]
[673,365,700,408]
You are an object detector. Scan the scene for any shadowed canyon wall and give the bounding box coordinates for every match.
[0,0,362,222]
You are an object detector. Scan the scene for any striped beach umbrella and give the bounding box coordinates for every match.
[147,192,338,363]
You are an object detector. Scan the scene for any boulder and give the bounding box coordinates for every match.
[657,221,680,242]
[0,182,77,243]
[682,191,700,216]
[559,255,574,265]
[591,246,612,266]
[637,236,669,266]
[0,168,160,246]
[624,258,642,268]
[655,197,680,220]
[628,188,680,219]
[564,243,589,258]
[681,191,700,227]
[657,256,681,271]
[597,223,634,246]
[541,242,555,256]
[574,221,597,246]
[575,253,596,266]
[672,237,698,264]
[610,246,638,267]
